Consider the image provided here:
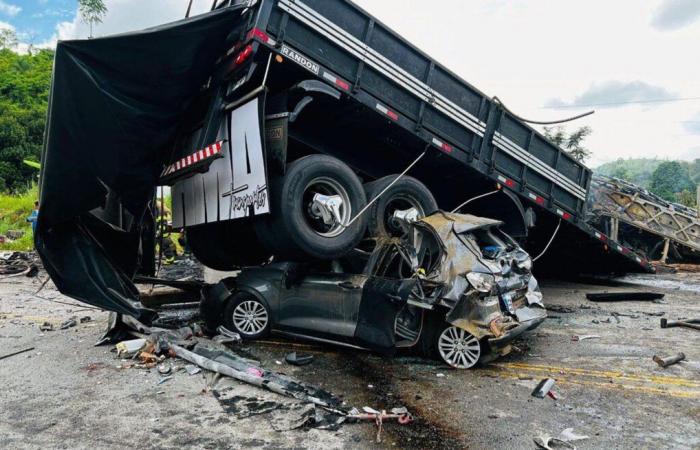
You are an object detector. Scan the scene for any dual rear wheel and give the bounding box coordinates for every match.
[188,154,438,265]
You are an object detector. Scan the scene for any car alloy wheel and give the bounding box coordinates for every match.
[232,300,269,336]
[438,326,481,369]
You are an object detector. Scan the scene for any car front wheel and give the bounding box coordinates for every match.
[436,325,481,369]
[224,292,271,340]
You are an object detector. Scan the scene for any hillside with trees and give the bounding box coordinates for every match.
[596,158,700,207]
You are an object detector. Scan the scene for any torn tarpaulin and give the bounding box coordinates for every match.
[35,5,249,320]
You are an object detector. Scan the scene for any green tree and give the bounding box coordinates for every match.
[0,47,54,192]
[610,165,631,181]
[79,0,108,38]
[676,190,697,208]
[543,126,593,162]
[649,161,694,202]
[0,28,18,50]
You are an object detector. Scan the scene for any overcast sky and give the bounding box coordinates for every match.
[2,0,699,167]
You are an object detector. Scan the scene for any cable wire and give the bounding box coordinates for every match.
[532,219,562,262]
[451,190,501,213]
[493,96,594,125]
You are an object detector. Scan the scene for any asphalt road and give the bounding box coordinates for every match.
[1,268,699,449]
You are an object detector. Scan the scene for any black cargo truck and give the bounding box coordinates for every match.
[38,0,651,321]
[161,0,652,274]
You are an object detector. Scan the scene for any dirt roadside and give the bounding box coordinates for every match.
[1,269,699,449]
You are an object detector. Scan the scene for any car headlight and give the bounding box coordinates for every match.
[517,257,532,272]
[466,272,495,293]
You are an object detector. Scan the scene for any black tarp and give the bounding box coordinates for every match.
[36,6,247,319]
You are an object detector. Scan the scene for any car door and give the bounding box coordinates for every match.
[275,273,367,341]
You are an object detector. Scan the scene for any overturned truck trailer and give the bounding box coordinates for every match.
[589,175,700,263]
[37,0,651,319]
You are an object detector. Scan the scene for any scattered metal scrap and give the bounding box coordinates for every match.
[0,346,35,361]
[653,353,686,368]
[660,318,700,331]
[105,314,412,434]
[586,292,665,302]
[0,252,39,277]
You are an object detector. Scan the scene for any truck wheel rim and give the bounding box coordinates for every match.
[438,326,480,369]
[303,177,351,238]
[385,194,424,235]
[232,300,268,335]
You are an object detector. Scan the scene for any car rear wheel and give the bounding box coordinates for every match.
[437,325,481,369]
[224,292,271,339]
[255,154,368,260]
[364,175,437,238]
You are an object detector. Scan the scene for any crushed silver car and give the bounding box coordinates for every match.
[201,212,546,369]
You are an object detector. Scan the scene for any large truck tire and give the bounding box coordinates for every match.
[364,175,438,238]
[255,154,368,260]
[187,220,271,270]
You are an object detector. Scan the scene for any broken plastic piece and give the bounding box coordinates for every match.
[39,322,54,332]
[185,364,202,375]
[534,427,589,450]
[532,378,556,399]
[285,352,314,366]
[115,338,147,357]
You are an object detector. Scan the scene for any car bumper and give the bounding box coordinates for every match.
[487,306,547,348]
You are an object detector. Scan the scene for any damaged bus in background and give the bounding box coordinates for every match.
[37,1,648,367]
[201,213,546,369]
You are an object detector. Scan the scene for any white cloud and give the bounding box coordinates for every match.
[651,0,700,31]
[546,81,676,109]
[353,0,700,167]
[0,1,20,17]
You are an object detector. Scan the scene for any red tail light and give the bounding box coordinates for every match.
[234,45,254,65]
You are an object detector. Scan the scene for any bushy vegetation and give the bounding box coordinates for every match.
[0,184,38,251]
[0,46,53,193]
[596,158,699,207]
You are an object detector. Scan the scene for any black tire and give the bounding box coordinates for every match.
[255,155,368,260]
[418,313,482,369]
[224,291,271,340]
[187,220,271,271]
[364,175,438,238]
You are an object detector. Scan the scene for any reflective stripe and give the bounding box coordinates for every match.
[277,0,588,202]
[161,141,225,179]
[493,133,587,200]
[279,0,486,136]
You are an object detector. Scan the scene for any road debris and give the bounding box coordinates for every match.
[653,353,686,368]
[348,407,413,442]
[115,338,147,357]
[571,335,601,342]
[660,318,700,331]
[532,378,557,399]
[60,317,78,330]
[0,346,35,361]
[534,427,590,450]
[586,292,665,302]
[39,322,54,332]
[157,363,172,375]
[184,364,202,375]
[285,352,314,366]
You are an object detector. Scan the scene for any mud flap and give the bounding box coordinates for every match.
[354,278,417,354]
[173,96,270,228]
